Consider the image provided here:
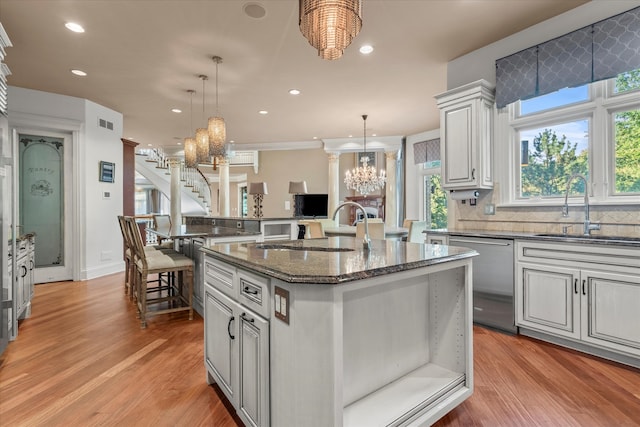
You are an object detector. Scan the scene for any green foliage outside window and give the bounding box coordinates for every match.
[614,70,640,193]
[426,174,447,228]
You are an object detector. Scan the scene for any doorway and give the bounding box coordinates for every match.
[18,132,73,282]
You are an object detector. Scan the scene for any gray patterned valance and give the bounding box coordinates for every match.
[496,6,640,108]
[413,138,440,164]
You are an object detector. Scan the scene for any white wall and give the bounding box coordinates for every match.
[9,86,124,280]
[447,1,640,89]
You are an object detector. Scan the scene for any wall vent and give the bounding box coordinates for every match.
[98,118,114,130]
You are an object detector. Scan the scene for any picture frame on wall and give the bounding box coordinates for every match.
[356,151,376,168]
[99,161,115,183]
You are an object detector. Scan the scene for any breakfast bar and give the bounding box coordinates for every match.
[201,237,477,427]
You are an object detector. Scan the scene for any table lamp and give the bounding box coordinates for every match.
[249,182,268,218]
[288,181,308,218]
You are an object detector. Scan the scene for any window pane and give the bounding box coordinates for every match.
[520,85,589,115]
[519,120,589,197]
[613,108,640,194]
[424,174,447,228]
[614,69,640,94]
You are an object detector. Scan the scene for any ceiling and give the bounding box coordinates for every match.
[0,0,588,156]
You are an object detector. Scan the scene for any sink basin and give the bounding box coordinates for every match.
[255,244,354,252]
[534,233,639,242]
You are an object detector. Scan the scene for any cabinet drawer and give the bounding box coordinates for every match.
[204,258,237,299]
[238,269,270,319]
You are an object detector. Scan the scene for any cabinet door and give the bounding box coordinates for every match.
[516,263,580,339]
[238,310,270,427]
[204,284,239,407]
[441,104,475,188]
[581,270,640,357]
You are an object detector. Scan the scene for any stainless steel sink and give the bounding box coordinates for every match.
[255,244,354,252]
[534,233,638,242]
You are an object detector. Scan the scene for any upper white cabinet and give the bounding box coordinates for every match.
[435,80,495,190]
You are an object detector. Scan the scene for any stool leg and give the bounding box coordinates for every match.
[139,273,147,328]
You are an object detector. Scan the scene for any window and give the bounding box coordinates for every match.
[503,69,640,204]
[423,173,447,229]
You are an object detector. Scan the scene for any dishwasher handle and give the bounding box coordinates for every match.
[449,238,511,247]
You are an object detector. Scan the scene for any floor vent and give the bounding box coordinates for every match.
[98,118,114,130]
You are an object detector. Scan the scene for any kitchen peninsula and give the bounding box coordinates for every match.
[201,237,477,426]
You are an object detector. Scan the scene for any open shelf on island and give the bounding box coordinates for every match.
[343,363,465,426]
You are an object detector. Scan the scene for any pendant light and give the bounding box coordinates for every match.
[184,89,197,168]
[196,75,210,164]
[208,56,226,165]
[344,114,386,195]
[299,0,362,60]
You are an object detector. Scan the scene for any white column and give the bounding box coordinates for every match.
[219,159,230,217]
[385,151,398,228]
[327,152,340,223]
[169,159,182,231]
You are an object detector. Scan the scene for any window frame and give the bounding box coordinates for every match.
[497,78,640,207]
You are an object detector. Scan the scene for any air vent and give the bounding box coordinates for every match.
[98,118,114,130]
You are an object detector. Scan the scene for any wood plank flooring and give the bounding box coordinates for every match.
[1,273,639,426]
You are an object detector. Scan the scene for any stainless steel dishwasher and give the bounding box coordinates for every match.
[448,236,516,334]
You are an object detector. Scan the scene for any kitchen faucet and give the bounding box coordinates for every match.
[332,201,371,250]
[562,173,600,236]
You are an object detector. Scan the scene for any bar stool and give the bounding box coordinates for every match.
[125,217,194,328]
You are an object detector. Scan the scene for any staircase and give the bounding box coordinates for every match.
[136,148,211,215]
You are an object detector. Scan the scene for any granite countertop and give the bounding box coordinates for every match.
[150,225,261,239]
[201,236,477,284]
[426,229,640,247]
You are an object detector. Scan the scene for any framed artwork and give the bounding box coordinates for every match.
[99,161,115,183]
[356,151,376,168]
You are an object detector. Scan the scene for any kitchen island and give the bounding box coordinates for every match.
[201,237,477,427]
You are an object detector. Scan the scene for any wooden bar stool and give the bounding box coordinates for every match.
[125,217,194,328]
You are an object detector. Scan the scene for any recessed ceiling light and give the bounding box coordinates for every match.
[288,89,301,95]
[359,44,374,54]
[65,22,85,33]
[171,108,182,113]
[372,133,377,137]
[313,136,318,140]
[258,110,268,115]
[71,69,87,76]
[243,3,267,19]
[348,134,353,138]
[177,142,182,145]
[148,144,153,146]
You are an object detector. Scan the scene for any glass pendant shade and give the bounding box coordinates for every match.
[184,137,197,168]
[208,116,227,157]
[196,127,209,163]
[299,0,362,60]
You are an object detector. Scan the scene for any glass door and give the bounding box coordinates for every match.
[18,132,73,282]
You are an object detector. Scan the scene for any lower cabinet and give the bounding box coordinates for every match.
[516,241,640,363]
[204,259,270,427]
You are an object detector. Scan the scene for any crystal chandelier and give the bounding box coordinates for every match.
[208,56,226,167]
[184,89,198,168]
[196,75,209,164]
[344,115,386,196]
[299,0,362,60]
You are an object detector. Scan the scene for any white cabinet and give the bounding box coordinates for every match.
[516,240,640,363]
[435,80,494,190]
[204,257,270,427]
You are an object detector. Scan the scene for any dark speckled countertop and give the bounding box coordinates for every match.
[426,229,640,247]
[201,236,477,284]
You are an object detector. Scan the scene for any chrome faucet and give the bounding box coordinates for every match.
[562,173,600,236]
[332,201,371,250]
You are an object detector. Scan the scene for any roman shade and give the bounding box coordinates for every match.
[413,138,440,165]
[495,6,640,108]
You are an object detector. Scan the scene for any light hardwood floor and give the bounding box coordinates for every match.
[1,273,639,426]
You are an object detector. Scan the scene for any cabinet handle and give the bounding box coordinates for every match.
[582,279,586,295]
[21,265,28,278]
[241,312,255,323]
[227,316,235,340]
[472,168,476,180]
[574,278,578,294]
[29,260,34,270]
[243,286,258,295]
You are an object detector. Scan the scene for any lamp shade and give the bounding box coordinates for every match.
[288,181,308,194]
[249,182,268,195]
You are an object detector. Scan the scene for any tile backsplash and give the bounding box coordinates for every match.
[453,183,640,237]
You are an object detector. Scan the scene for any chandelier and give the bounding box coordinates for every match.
[208,56,226,167]
[344,115,386,196]
[184,89,197,168]
[196,74,209,164]
[299,0,362,60]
